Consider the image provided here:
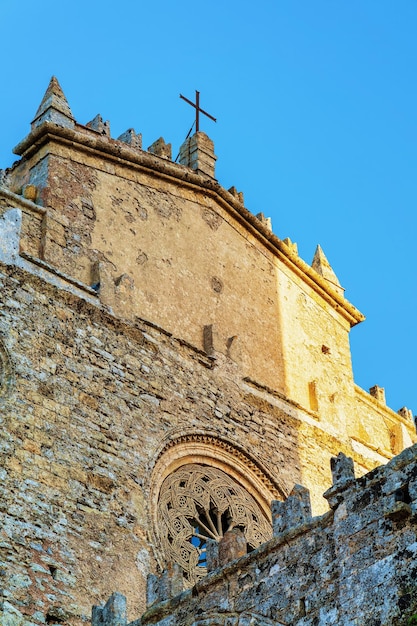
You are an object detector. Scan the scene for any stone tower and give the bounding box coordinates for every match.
[0,77,415,625]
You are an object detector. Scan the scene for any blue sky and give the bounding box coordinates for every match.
[1,1,416,418]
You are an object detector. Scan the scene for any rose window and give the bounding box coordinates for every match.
[157,463,272,586]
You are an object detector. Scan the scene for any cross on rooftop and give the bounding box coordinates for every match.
[180,90,216,132]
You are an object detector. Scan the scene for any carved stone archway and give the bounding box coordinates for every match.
[150,433,285,585]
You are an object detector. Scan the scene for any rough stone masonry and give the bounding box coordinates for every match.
[0,77,416,626]
[94,447,417,625]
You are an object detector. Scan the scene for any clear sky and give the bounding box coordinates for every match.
[1,1,416,419]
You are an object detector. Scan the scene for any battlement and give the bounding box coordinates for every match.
[16,76,214,177]
[93,445,417,625]
[0,77,361,324]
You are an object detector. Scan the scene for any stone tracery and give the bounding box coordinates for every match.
[157,463,272,585]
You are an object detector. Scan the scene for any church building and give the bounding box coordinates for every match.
[0,77,416,625]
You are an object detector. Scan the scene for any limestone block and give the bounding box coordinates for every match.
[118,128,142,150]
[330,452,355,486]
[218,529,246,566]
[179,132,217,178]
[148,137,172,160]
[92,592,127,626]
[272,484,312,535]
[0,208,22,263]
[206,538,219,572]
[158,563,183,601]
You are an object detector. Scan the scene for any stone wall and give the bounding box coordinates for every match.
[1,78,416,626]
[2,259,411,625]
[5,76,414,467]
[94,445,417,626]
[0,261,298,625]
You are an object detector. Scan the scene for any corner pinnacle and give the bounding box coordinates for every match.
[31,76,75,130]
[312,244,344,296]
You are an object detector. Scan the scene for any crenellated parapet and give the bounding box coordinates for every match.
[0,78,364,323]
[271,484,312,535]
[93,444,417,626]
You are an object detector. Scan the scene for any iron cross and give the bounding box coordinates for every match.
[180,90,216,132]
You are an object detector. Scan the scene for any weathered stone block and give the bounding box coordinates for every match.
[272,484,312,535]
[92,592,127,626]
[218,529,247,566]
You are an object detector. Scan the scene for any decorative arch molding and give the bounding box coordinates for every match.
[150,431,287,520]
[148,430,287,578]
[0,336,14,405]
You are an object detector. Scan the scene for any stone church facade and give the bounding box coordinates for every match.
[0,77,416,625]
